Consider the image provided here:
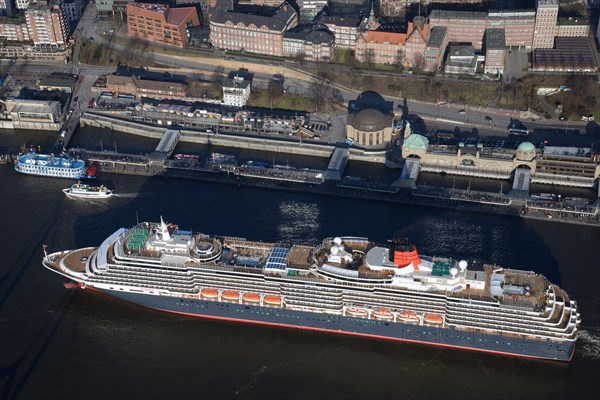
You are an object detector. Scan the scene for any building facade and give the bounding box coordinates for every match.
[209,2,298,56]
[322,15,362,50]
[355,30,405,65]
[0,0,13,17]
[106,75,188,99]
[532,0,559,49]
[25,1,69,49]
[127,3,200,48]
[0,17,29,42]
[283,27,334,62]
[346,108,394,148]
[484,28,505,75]
[222,74,251,107]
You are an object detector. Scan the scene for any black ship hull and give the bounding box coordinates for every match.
[98,288,575,362]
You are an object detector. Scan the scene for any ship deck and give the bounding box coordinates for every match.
[63,248,95,273]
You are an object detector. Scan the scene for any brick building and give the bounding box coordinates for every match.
[283,26,334,62]
[25,1,69,49]
[423,26,447,72]
[322,15,363,50]
[0,17,29,42]
[379,0,483,19]
[209,2,298,56]
[106,75,188,99]
[484,28,505,75]
[532,37,599,73]
[127,3,200,48]
[355,30,406,65]
[532,0,559,49]
[404,17,428,69]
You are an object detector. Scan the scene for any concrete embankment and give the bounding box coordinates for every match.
[80,112,388,162]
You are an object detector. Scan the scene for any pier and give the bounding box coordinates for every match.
[512,167,532,192]
[393,157,421,188]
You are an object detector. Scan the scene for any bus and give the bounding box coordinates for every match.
[508,128,529,136]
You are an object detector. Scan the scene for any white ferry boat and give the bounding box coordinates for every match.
[15,152,86,179]
[63,182,113,199]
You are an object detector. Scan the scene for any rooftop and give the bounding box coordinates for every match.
[558,16,589,26]
[486,28,505,50]
[533,37,598,71]
[210,2,296,32]
[427,26,447,48]
[39,73,78,89]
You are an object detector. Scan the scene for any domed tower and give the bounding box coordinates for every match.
[388,235,421,269]
[515,141,537,162]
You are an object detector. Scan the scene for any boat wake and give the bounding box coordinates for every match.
[111,193,138,198]
[578,329,600,359]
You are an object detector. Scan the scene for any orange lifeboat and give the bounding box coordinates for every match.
[372,307,393,321]
[398,310,420,323]
[346,307,368,317]
[263,295,282,306]
[423,313,444,325]
[200,288,218,299]
[242,292,261,304]
[221,290,240,302]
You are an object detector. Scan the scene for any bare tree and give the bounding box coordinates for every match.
[413,54,426,76]
[395,48,404,71]
[365,48,376,69]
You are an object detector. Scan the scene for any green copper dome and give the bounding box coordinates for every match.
[402,134,429,151]
[518,141,535,152]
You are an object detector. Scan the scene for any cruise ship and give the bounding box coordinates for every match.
[42,218,580,361]
[15,152,86,179]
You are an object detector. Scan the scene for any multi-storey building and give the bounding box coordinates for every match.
[484,28,505,75]
[62,0,84,22]
[283,26,334,62]
[355,30,405,65]
[96,0,132,19]
[487,10,535,49]
[25,1,69,49]
[127,3,200,48]
[444,45,478,75]
[16,0,29,10]
[379,0,484,19]
[222,73,251,107]
[423,26,447,72]
[106,75,188,99]
[557,16,589,38]
[0,0,13,17]
[295,0,327,23]
[532,0,559,49]
[404,16,428,68]
[0,16,29,41]
[209,2,298,56]
[322,15,362,49]
[532,37,598,73]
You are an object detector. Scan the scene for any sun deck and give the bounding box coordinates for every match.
[62,248,95,273]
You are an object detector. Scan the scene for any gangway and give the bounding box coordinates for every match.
[512,167,531,192]
[323,147,349,181]
[150,129,180,164]
[392,157,420,188]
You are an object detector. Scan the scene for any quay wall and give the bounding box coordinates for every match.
[80,113,387,162]
[0,120,61,131]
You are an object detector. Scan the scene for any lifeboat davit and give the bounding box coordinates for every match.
[263,295,283,306]
[221,290,240,302]
[423,313,444,325]
[398,310,420,323]
[242,292,261,304]
[200,287,218,299]
[346,307,368,317]
[372,307,393,321]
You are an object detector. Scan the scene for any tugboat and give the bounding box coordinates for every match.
[62,181,113,199]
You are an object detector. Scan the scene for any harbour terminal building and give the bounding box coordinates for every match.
[401,129,600,189]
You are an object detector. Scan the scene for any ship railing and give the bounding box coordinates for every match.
[447,321,574,342]
[343,292,447,310]
[446,301,554,323]
[105,269,194,285]
[445,313,573,337]
[93,273,196,289]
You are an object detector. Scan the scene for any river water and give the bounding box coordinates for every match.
[0,128,599,399]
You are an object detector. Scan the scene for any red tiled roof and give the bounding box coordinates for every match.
[364,30,407,45]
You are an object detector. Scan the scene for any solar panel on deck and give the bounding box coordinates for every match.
[265,247,290,270]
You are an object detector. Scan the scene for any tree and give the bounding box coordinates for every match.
[395,48,404,71]
[293,51,306,66]
[365,48,376,69]
[413,54,426,76]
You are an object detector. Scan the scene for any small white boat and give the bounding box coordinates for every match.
[63,182,113,199]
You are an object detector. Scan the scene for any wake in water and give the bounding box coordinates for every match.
[111,193,139,198]
[578,328,600,359]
